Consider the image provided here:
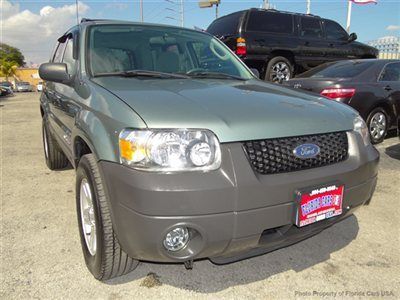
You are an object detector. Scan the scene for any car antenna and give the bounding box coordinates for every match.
[75,0,79,25]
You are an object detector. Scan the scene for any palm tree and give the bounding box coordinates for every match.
[0,61,18,81]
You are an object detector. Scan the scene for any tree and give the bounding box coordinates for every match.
[0,43,25,67]
[0,61,18,81]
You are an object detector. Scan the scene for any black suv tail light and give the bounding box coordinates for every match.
[236,37,247,56]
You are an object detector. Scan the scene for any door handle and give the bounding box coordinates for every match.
[329,43,334,47]
[304,41,310,46]
[384,85,392,91]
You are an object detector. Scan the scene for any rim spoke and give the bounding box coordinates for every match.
[80,179,96,256]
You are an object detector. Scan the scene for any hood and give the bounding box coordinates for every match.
[92,78,357,143]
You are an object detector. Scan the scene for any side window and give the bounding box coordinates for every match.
[300,17,323,38]
[325,20,348,40]
[62,38,76,75]
[246,11,293,34]
[52,42,66,62]
[379,63,400,82]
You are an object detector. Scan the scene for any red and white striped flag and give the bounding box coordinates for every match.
[350,0,377,4]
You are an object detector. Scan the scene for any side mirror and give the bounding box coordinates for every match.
[39,63,71,84]
[250,68,260,78]
[348,33,357,43]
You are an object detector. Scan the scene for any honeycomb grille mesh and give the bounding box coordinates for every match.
[243,131,348,175]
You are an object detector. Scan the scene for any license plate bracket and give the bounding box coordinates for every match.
[295,183,344,227]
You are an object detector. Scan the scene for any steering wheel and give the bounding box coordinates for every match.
[210,40,229,61]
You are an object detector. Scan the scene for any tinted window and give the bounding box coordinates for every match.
[62,38,76,75]
[298,61,373,78]
[207,12,242,36]
[246,11,293,34]
[52,42,66,62]
[325,20,348,40]
[300,17,323,38]
[380,63,400,81]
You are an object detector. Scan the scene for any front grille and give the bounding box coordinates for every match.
[243,131,348,175]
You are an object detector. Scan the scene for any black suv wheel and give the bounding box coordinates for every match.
[76,154,139,281]
[265,56,293,84]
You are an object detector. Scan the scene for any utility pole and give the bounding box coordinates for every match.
[140,0,144,22]
[198,1,220,20]
[346,0,352,33]
[165,0,184,27]
[306,0,311,14]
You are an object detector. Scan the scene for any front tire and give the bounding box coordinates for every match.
[367,108,388,144]
[42,118,69,170]
[76,154,139,281]
[265,56,293,84]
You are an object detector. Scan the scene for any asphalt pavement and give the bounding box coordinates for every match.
[1,93,399,299]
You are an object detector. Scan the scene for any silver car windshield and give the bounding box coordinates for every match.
[87,24,253,80]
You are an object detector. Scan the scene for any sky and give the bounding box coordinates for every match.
[1,0,399,64]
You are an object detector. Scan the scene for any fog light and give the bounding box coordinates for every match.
[163,227,189,252]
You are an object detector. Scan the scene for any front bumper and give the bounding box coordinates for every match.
[98,132,379,263]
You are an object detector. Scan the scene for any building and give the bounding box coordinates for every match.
[0,68,40,89]
[15,68,40,86]
[367,36,400,59]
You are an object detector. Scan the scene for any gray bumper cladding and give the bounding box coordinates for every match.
[98,132,379,263]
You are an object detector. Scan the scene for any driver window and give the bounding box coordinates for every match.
[325,20,348,40]
[62,38,76,76]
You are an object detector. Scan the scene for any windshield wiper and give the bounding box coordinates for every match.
[186,71,247,81]
[94,70,190,79]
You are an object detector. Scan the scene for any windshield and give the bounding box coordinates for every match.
[87,24,253,80]
[297,61,374,79]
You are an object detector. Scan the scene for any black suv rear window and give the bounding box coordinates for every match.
[246,11,293,34]
[207,12,242,36]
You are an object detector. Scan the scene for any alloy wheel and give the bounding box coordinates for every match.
[369,112,387,140]
[80,178,97,256]
[43,124,49,159]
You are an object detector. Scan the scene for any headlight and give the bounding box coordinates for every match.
[119,129,221,172]
[353,115,370,146]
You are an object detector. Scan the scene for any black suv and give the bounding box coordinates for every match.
[206,8,378,83]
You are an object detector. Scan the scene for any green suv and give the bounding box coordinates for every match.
[39,20,379,281]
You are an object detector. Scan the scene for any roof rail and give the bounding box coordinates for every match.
[80,18,110,23]
[251,8,320,18]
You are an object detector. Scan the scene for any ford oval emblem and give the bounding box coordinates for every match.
[293,143,320,159]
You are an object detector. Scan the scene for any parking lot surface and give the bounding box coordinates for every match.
[1,93,399,299]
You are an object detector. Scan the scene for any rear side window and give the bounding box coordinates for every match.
[52,42,66,62]
[379,63,400,82]
[207,12,242,36]
[300,17,323,38]
[324,20,348,40]
[298,61,373,78]
[246,11,293,34]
